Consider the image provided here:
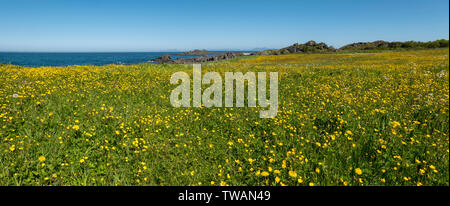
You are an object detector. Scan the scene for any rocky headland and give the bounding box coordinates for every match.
[152,52,244,64]
[150,39,449,64]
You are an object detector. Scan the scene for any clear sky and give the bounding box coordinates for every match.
[0,0,448,52]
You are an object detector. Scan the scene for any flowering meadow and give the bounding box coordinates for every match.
[0,49,448,186]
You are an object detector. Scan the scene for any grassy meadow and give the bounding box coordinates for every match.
[0,49,448,186]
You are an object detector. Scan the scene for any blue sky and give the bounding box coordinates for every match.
[0,0,448,52]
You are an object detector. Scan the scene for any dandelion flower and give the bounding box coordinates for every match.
[289,170,297,178]
[275,177,280,183]
[355,168,362,175]
[38,156,46,162]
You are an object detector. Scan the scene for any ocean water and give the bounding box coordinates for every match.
[0,52,220,67]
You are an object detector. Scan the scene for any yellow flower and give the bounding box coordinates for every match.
[275,177,280,183]
[72,125,80,131]
[289,170,297,178]
[355,168,362,175]
[297,178,303,183]
[309,182,315,186]
[419,169,426,175]
[261,171,269,177]
[38,156,46,162]
[392,121,401,128]
[315,168,320,173]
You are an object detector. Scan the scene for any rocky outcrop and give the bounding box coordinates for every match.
[150,39,449,64]
[175,49,219,56]
[250,40,335,56]
[151,52,243,64]
[151,41,335,64]
[339,40,394,50]
[339,39,450,51]
[152,54,174,64]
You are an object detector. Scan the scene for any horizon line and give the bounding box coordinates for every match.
[0,38,448,53]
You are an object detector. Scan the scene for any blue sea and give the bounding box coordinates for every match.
[0,52,222,67]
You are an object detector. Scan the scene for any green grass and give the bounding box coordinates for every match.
[0,49,448,186]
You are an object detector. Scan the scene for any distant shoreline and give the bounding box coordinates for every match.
[1,48,449,68]
[0,39,448,67]
[151,39,449,64]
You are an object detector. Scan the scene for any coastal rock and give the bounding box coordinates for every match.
[151,39,449,64]
[176,49,219,56]
[338,40,403,50]
[152,51,244,64]
[152,54,174,63]
[305,40,317,46]
[249,41,335,56]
